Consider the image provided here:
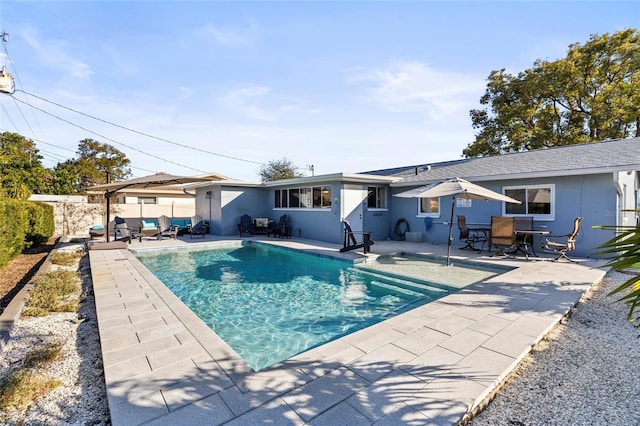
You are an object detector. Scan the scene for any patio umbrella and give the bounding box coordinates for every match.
[88,173,212,241]
[394,177,521,265]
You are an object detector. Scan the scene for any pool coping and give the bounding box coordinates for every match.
[89,237,608,425]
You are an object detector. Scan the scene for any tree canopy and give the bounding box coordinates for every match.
[258,158,304,182]
[0,133,131,197]
[0,132,49,199]
[464,29,640,157]
[74,138,131,189]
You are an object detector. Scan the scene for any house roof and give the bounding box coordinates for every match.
[380,137,640,187]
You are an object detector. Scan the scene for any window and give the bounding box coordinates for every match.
[299,188,311,208]
[275,186,331,209]
[504,184,554,219]
[367,186,387,209]
[289,189,299,208]
[419,197,439,216]
[138,197,157,204]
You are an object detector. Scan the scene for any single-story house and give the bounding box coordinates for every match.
[189,137,639,258]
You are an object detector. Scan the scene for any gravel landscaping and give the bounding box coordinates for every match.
[0,239,638,425]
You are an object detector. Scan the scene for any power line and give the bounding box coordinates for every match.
[11,95,208,174]
[15,89,267,166]
[2,35,49,144]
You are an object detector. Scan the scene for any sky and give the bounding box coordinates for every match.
[0,1,638,182]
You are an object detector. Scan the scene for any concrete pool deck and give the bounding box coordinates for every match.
[88,235,608,425]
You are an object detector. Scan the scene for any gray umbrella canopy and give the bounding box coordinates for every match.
[394,177,521,265]
[89,173,213,241]
[88,172,212,192]
[394,177,521,203]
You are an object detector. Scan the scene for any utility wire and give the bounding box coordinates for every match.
[2,36,49,143]
[16,89,267,166]
[11,95,208,174]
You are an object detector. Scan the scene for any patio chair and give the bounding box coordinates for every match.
[457,215,488,251]
[268,214,291,238]
[157,215,179,240]
[190,215,207,239]
[515,216,533,243]
[237,214,254,236]
[489,216,516,255]
[339,220,374,254]
[114,221,141,244]
[541,217,583,262]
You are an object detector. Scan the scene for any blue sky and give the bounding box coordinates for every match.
[1,1,638,181]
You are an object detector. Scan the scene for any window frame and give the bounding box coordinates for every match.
[274,186,332,210]
[367,186,388,210]
[417,197,440,218]
[502,184,555,220]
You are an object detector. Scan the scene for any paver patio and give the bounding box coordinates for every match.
[88,236,607,425]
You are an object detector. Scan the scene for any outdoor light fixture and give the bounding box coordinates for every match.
[205,191,212,199]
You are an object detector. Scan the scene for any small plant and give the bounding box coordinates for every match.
[0,342,64,411]
[0,370,62,411]
[23,342,63,369]
[50,250,84,266]
[593,215,640,328]
[23,270,80,316]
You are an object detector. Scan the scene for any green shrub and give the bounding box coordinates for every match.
[0,198,29,268]
[0,198,55,268]
[24,201,54,247]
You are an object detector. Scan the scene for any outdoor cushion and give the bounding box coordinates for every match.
[141,220,158,229]
[90,225,105,230]
[170,219,190,230]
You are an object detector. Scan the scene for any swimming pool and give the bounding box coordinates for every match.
[134,243,498,371]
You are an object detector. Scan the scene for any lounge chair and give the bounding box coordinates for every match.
[114,221,141,244]
[489,216,516,255]
[541,217,583,262]
[339,220,374,254]
[268,214,291,238]
[157,215,179,240]
[237,214,254,236]
[190,215,207,239]
[457,215,488,251]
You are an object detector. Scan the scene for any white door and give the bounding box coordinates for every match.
[342,184,366,233]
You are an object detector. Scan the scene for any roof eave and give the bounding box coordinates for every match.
[390,165,640,187]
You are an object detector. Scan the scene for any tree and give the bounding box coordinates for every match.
[464,29,640,157]
[258,158,303,182]
[0,132,50,199]
[74,138,131,189]
[48,160,83,195]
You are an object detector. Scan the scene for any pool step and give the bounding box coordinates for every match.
[362,270,450,297]
[370,280,426,298]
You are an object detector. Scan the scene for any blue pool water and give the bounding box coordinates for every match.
[134,243,456,371]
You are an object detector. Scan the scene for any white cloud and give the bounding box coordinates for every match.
[21,26,93,80]
[217,84,304,122]
[348,60,485,120]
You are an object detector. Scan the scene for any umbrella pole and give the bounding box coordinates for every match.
[447,197,455,266]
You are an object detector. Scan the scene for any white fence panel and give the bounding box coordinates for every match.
[116,203,195,219]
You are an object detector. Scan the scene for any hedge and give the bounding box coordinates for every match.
[0,198,55,269]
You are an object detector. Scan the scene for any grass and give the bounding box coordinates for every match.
[0,342,64,411]
[23,269,80,317]
[49,250,84,266]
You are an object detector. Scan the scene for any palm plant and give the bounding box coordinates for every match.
[593,214,640,328]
